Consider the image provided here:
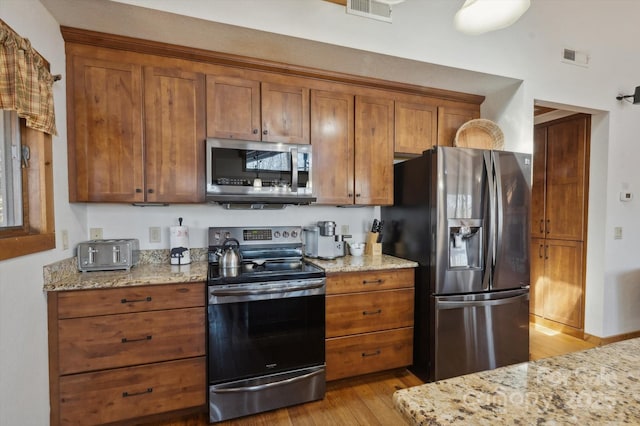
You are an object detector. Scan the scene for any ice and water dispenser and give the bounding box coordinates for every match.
[448,219,483,269]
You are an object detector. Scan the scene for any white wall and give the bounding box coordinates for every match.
[0,1,86,425]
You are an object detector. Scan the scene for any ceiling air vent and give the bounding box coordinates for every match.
[346,0,404,23]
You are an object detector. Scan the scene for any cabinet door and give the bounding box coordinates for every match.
[206,74,261,140]
[69,56,144,202]
[436,105,480,147]
[310,90,354,205]
[261,82,310,144]
[531,126,547,238]
[354,96,394,205]
[394,101,437,155]
[529,238,545,317]
[543,240,584,329]
[544,115,588,241]
[144,67,206,203]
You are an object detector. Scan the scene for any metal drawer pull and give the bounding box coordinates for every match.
[121,335,152,343]
[121,296,152,304]
[362,279,384,285]
[362,350,381,357]
[122,388,153,398]
[362,309,382,316]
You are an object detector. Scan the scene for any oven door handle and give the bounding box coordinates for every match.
[210,280,325,297]
[211,368,324,394]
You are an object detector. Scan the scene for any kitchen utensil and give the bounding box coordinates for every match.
[220,238,242,270]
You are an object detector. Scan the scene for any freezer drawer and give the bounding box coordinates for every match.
[432,289,529,381]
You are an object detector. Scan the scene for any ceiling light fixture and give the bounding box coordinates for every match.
[454,0,531,35]
[616,86,640,104]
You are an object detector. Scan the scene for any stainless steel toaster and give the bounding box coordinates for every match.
[77,238,140,272]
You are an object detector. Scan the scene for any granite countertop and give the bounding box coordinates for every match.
[43,251,417,292]
[394,337,640,425]
[307,254,418,273]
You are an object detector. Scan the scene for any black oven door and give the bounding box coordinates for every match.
[207,282,325,384]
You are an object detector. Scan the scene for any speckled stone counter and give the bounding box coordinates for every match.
[306,254,418,273]
[394,338,640,425]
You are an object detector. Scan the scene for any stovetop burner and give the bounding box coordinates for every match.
[208,259,324,285]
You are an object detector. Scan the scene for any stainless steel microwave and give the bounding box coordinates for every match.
[205,138,315,207]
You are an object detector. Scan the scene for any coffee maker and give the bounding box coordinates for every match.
[302,221,345,260]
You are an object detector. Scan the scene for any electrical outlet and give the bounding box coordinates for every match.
[61,229,69,250]
[614,227,623,240]
[149,226,161,243]
[90,227,103,240]
[341,225,350,235]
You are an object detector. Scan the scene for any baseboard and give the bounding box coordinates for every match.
[529,314,584,339]
[584,330,640,346]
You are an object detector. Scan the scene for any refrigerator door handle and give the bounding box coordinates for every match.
[436,292,529,310]
[482,151,495,291]
[492,151,504,283]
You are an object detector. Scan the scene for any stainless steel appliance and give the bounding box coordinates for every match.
[302,221,345,260]
[76,238,139,272]
[207,226,326,423]
[382,146,531,381]
[205,138,315,208]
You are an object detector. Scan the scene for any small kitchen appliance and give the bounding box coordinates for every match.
[302,221,345,260]
[77,238,139,272]
[207,226,326,423]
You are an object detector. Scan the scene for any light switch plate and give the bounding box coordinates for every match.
[90,227,103,240]
[149,226,161,243]
[614,227,623,240]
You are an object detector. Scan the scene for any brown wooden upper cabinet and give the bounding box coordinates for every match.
[311,92,394,205]
[532,114,589,241]
[206,75,310,144]
[394,101,437,156]
[67,51,205,203]
[436,105,480,147]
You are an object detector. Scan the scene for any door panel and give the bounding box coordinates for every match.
[206,75,261,140]
[543,240,584,328]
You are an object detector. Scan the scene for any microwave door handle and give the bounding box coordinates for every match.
[291,147,298,192]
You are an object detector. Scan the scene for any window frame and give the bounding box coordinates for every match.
[0,119,55,260]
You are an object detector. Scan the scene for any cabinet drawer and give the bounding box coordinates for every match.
[326,288,414,338]
[58,357,206,425]
[326,328,413,381]
[56,282,205,319]
[326,269,414,295]
[58,307,205,375]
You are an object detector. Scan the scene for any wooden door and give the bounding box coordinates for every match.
[543,240,584,328]
[531,126,547,238]
[354,96,394,205]
[436,105,480,147]
[261,82,310,144]
[144,66,206,203]
[310,90,354,205]
[69,56,144,202]
[205,75,261,140]
[394,101,437,156]
[529,238,546,317]
[544,115,588,241]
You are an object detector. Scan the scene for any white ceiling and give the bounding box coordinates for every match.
[39,0,520,98]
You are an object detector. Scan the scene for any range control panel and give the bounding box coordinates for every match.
[208,226,301,246]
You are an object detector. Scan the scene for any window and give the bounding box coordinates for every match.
[0,110,23,229]
[0,114,55,261]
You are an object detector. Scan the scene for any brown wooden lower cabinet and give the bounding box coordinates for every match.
[48,283,206,426]
[59,357,206,425]
[325,269,415,381]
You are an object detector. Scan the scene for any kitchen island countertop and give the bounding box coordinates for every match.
[394,337,640,425]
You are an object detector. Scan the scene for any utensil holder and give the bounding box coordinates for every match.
[364,232,382,256]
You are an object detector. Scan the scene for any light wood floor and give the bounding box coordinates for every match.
[148,324,597,426]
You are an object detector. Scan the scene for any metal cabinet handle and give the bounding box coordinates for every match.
[262,129,268,135]
[362,279,384,285]
[538,244,543,259]
[135,188,142,193]
[362,350,381,357]
[252,129,258,134]
[355,194,361,197]
[362,309,382,316]
[122,388,152,398]
[148,188,154,194]
[121,335,152,343]
[121,297,152,304]
[544,245,549,260]
[546,220,550,234]
[539,219,544,234]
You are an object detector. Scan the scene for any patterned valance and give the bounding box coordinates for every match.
[0,20,57,135]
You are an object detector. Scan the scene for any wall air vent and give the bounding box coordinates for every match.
[562,48,590,68]
[346,0,404,23]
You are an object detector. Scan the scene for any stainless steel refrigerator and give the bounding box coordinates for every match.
[382,146,531,382]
